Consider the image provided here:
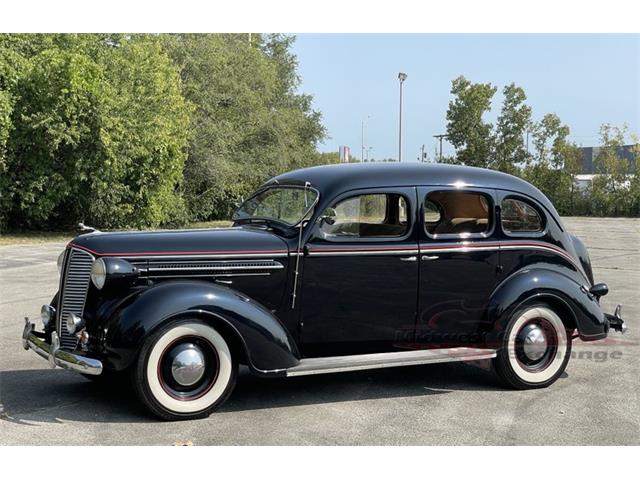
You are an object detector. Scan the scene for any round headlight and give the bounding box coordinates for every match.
[40,304,55,328]
[90,258,106,290]
[65,312,84,335]
[57,250,65,273]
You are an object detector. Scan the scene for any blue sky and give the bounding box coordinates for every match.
[292,34,640,161]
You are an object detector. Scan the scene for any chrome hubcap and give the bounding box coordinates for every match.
[521,324,548,361]
[170,343,206,387]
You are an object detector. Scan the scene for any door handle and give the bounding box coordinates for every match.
[400,256,417,262]
[421,255,439,261]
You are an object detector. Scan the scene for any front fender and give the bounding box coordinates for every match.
[487,267,607,342]
[101,281,300,375]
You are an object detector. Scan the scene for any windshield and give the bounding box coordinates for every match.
[233,186,319,227]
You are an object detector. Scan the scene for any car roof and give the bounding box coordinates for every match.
[270,162,557,215]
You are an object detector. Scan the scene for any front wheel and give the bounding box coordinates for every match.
[132,320,237,420]
[493,304,572,389]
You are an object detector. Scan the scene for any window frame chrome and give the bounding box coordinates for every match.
[499,194,548,239]
[311,187,415,244]
[420,187,496,241]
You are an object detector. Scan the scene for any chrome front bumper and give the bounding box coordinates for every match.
[21,318,103,375]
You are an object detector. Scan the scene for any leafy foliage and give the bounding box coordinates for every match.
[446,75,497,167]
[0,34,328,232]
[444,75,638,217]
[161,34,326,221]
[493,83,531,174]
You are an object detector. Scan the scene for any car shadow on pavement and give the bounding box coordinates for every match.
[221,361,506,413]
[0,361,510,424]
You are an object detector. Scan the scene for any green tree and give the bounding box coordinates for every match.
[0,34,191,230]
[163,34,325,221]
[592,124,633,216]
[3,48,105,228]
[445,75,497,167]
[522,113,574,212]
[532,114,570,167]
[561,141,587,214]
[89,36,192,228]
[493,83,531,174]
[315,151,341,164]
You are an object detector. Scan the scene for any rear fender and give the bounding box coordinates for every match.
[487,267,607,344]
[101,280,300,376]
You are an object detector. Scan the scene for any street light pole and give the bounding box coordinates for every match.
[361,119,365,162]
[361,115,371,162]
[398,72,407,162]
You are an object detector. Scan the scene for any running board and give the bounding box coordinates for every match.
[286,347,497,377]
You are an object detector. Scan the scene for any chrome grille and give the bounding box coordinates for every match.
[57,248,93,350]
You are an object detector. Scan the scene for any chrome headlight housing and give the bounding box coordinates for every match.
[40,304,55,329]
[90,258,107,290]
[65,312,85,335]
[90,257,138,290]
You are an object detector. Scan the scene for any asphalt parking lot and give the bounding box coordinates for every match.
[1,217,638,445]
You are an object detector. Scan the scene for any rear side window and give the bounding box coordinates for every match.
[501,198,543,233]
[321,193,409,238]
[423,191,492,237]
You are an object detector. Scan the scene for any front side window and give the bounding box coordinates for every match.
[423,190,492,237]
[321,193,409,238]
[501,198,543,233]
[233,186,319,226]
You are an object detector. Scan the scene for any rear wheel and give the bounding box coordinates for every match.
[493,304,572,389]
[132,320,237,420]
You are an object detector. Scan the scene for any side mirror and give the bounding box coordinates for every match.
[318,208,337,226]
[589,283,609,299]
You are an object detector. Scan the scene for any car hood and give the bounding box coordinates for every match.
[69,226,289,258]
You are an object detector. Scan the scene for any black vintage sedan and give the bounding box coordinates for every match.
[22,163,627,420]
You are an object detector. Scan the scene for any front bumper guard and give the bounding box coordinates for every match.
[606,304,628,334]
[22,318,103,375]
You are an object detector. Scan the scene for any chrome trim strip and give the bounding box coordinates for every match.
[286,347,497,377]
[417,240,587,279]
[118,252,289,260]
[145,272,271,279]
[147,262,284,272]
[307,249,420,257]
[420,245,500,254]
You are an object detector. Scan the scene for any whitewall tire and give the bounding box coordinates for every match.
[133,320,237,420]
[493,304,572,389]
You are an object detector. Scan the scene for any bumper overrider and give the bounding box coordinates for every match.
[21,317,103,375]
[605,304,628,334]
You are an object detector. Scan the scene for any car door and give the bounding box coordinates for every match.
[299,187,419,357]
[417,186,500,346]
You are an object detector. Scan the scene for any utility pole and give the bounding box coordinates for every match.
[398,72,407,162]
[367,146,373,162]
[420,144,426,162]
[433,134,448,162]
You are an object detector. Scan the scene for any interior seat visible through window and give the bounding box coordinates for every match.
[424,191,491,236]
[320,193,409,238]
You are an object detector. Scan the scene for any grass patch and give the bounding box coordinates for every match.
[0,231,74,246]
[187,220,233,229]
[0,220,234,246]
